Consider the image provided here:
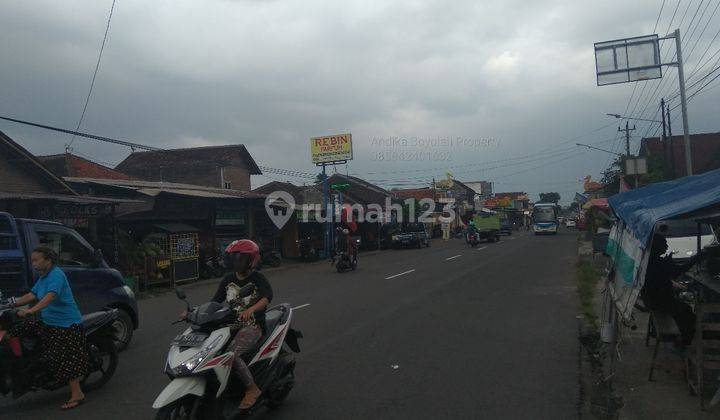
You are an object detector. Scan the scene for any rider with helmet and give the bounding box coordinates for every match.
[212,239,273,410]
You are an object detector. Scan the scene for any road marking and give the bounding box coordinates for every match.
[476,246,487,250]
[292,303,311,310]
[385,269,416,279]
[445,254,462,261]
[509,237,516,240]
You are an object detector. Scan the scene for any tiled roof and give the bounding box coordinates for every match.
[115,144,262,175]
[37,153,133,180]
[392,188,436,201]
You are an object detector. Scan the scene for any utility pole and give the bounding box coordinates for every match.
[667,105,676,179]
[661,98,669,180]
[674,29,693,176]
[618,121,635,157]
[618,122,636,188]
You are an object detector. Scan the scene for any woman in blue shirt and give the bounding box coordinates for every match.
[10,246,89,410]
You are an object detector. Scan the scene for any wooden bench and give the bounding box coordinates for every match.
[646,311,683,381]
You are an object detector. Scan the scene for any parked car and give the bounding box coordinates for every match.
[392,223,430,249]
[0,212,139,350]
[565,219,576,228]
[659,220,717,261]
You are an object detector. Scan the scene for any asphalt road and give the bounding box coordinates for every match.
[3,229,581,419]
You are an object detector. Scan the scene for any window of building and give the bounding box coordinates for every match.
[224,181,232,189]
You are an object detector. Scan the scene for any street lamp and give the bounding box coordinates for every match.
[605,113,662,123]
[576,143,623,156]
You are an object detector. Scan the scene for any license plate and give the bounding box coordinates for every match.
[172,332,208,347]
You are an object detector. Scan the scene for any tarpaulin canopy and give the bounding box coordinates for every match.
[608,167,720,250]
[606,167,720,319]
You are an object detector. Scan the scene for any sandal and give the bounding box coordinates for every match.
[61,398,85,410]
[239,390,261,410]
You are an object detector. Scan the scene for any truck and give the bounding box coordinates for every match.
[0,212,138,349]
[473,210,501,243]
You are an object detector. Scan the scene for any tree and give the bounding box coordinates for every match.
[639,154,664,186]
[538,192,561,203]
[601,156,623,196]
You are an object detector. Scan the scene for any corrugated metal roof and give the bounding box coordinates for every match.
[64,177,266,199]
[0,191,124,204]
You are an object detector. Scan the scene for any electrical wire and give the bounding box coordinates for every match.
[66,0,117,151]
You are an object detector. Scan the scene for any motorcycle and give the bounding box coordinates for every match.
[201,255,226,279]
[297,236,318,262]
[153,287,302,419]
[467,232,479,247]
[259,249,282,269]
[0,295,119,399]
[331,229,358,273]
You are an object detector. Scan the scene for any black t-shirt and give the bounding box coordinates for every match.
[642,255,689,310]
[212,271,273,331]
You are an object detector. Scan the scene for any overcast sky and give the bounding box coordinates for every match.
[2,0,720,203]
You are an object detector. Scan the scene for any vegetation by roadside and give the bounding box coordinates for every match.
[577,257,601,327]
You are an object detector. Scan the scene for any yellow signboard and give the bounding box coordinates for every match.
[311,133,353,164]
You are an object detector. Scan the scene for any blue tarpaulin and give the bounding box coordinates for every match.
[608,167,720,249]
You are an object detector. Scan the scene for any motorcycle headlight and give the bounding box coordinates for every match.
[169,335,224,376]
[392,235,398,241]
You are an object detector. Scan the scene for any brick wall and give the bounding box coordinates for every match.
[221,165,251,191]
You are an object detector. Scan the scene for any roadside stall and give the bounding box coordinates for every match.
[604,167,720,410]
[143,223,200,287]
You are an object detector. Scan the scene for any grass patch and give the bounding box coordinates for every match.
[577,258,601,326]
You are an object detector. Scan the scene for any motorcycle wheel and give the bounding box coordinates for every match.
[81,334,119,392]
[269,256,282,267]
[155,396,202,420]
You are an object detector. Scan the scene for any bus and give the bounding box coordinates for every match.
[531,203,559,235]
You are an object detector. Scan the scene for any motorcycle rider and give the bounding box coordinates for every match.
[195,240,273,410]
[466,219,477,242]
[6,246,89,410]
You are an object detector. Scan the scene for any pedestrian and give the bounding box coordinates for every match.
[442,221,450,241]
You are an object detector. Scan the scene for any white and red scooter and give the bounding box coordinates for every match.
[152,286,302,419]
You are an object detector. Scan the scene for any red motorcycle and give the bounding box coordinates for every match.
[332,228,359,272]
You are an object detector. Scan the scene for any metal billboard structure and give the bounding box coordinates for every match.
[594,35,662,86]
[594,30,693,176]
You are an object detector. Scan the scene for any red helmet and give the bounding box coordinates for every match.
[224,239,260,270]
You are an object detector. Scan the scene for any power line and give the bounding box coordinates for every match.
[67,0,117,151]
[626,0,681,119]
[0,115,161,151]
[632,0,695,119]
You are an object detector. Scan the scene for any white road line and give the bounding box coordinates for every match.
[476,246,487,250]
[385,269,416,279]
[445,254,462,261]
[292,303,311,310]
[509,237,516,240]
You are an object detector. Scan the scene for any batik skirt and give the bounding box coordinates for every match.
[10,317,89,383]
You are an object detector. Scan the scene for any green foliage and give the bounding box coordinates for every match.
[539,192,561,203]
[577,259,601,326]
[639,154,665,185]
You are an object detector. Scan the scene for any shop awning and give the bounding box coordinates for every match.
[608,167,720,249]
[153,223,200,233]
